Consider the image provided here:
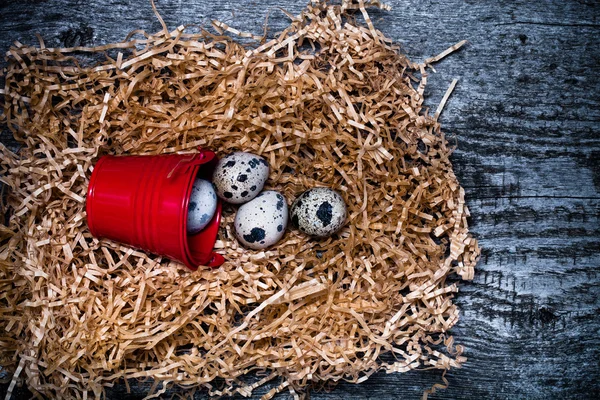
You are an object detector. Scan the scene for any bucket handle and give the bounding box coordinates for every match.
[166,148,215,179]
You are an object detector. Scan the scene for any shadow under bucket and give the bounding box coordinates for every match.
[86,148,225,270]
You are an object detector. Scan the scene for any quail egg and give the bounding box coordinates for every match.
[234,190,288,249]
[212,152,269,204]
[290,187,347,238]
[187,178,218,234]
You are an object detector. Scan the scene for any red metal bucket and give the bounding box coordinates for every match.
[86,148,225,270]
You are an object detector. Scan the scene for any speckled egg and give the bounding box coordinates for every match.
[212,152,269,204]
[290,188,347,238]
[187,178,218,234]
[234,191,288,249]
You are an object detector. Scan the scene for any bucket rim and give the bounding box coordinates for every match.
[177,150,223,270]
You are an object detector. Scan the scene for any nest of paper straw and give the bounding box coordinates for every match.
[0,0,479,398]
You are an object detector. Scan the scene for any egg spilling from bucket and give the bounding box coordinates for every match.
[212,152,269,204]
[234,191,288,249]
[187,178,218,234]
[290,187,347,238]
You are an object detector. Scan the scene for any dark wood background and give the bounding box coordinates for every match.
[1,0,599,398]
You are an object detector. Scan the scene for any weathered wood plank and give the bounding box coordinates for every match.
[1,0,599,398]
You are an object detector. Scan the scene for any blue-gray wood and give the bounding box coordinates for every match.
[1,0,599,398]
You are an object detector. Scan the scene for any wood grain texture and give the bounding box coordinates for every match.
[1,0,599,399]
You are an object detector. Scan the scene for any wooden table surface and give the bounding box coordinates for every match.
[1,0,599,399]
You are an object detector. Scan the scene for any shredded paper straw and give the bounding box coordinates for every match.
[0,1,478,398]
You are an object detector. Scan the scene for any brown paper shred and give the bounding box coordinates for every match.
[434,78,459,121]
[0,0,479,399]
[423,39,467,66]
